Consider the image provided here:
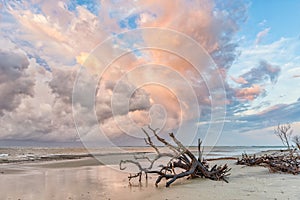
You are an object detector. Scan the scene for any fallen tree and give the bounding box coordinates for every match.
[120,126,231,187]
[237,122,299,174]
[237,152,300,175]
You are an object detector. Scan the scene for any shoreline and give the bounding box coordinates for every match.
[0,147,299,199]
[0,155,299,200]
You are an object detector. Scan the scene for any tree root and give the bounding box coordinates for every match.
[120,126,231,187]
[237,152,300,175]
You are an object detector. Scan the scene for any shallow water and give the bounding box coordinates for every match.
[0,162,159,200]
[1,157,299,200]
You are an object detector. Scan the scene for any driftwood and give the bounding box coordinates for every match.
[237,152,300,175]
[120,126,231,187]
[293,135,300,150]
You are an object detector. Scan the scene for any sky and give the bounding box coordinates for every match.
[0,0,299,147]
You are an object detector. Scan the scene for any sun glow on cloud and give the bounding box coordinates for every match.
[0,0,299,146]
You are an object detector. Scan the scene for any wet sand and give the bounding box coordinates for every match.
[0,156,300,200]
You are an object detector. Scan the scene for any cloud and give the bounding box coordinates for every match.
[2,1,110,66]
[240,101,300,131]
[96,79,151,122]
[228,36,300,118]
[242,60,281,85]
[206,99,300,146]
[101,0,248,70]
[0,50,34,115]
[255,27,270,45]
[258,19,267,27]
[1,0,298,146]
[0,59,79,142]
[197,97,300,146]
[0,0,249,143]
[235,84,263,101]
[228,60,280,104]
[49,67,78,104]
[230,76,248,84]
[234,37,300,71]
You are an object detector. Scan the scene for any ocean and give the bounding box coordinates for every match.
[0,145,286,163]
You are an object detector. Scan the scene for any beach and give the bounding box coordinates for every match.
[0,148,299,200]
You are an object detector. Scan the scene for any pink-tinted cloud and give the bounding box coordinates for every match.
[0,0,248,142]
[235,84,263,101]
[255,27,271,45]
[230,76,248,84]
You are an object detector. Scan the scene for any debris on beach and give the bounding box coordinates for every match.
[238,123,300,175]
[120,126,231,187]
[237,151,300,175]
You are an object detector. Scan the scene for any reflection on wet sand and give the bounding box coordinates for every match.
[0,158,157,200]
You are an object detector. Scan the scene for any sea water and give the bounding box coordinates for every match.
[0,145,286,162]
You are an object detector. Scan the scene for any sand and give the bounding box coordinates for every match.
[0,156,299,200]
